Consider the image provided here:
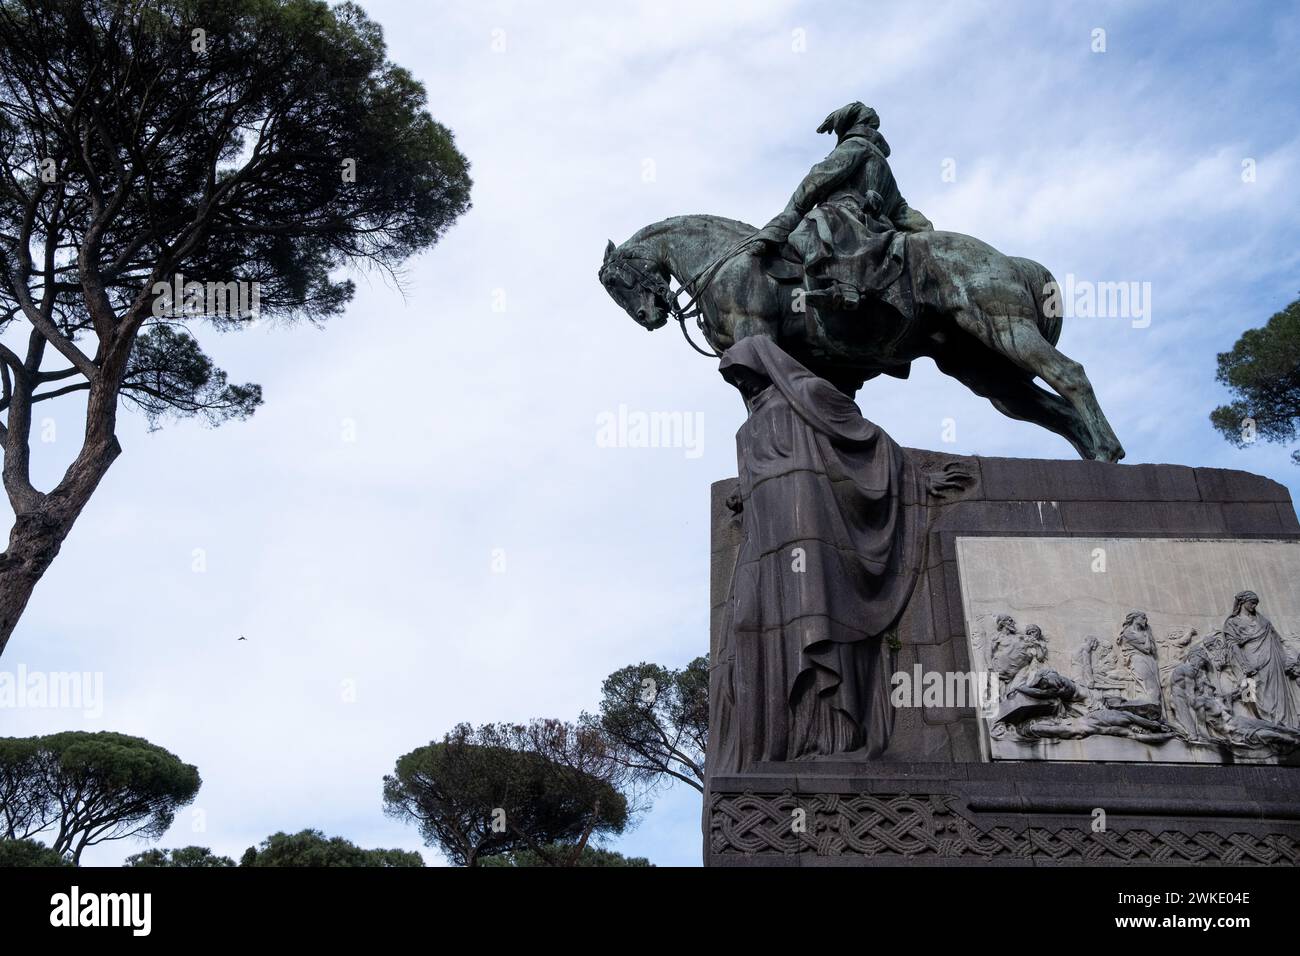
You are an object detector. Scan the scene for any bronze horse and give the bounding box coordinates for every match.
[600,214,1125,462]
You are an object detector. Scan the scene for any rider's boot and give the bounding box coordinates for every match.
[831,282,861,312]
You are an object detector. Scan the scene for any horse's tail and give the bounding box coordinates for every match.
[1011,256,1062,346]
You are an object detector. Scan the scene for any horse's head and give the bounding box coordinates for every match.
[599,239,670,331]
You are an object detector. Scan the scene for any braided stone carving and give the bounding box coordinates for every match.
[709,790,1300,865]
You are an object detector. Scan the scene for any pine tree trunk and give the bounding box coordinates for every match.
[0,435,120,657]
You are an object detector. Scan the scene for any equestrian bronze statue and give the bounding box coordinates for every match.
[599,101,1125,462]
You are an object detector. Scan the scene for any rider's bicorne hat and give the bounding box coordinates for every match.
[817,102,880,139]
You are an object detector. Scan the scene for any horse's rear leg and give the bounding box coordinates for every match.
[989,394,1093,460]
[966,310,1125,462]
[932,347,1097,459]
[1011,336,1124,462]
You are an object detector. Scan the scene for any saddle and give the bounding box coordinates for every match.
[755,239,916,381]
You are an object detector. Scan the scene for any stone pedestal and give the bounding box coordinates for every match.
[705,451,1300,866]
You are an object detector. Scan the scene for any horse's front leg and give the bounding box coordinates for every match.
[724,298,848,369]
[727,311,781,344]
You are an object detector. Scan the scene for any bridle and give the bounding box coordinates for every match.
[601,239,753,359]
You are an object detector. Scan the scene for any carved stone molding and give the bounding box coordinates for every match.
[709,790,1300,865]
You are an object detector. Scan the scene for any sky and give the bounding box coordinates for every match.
[2,0,1299,867]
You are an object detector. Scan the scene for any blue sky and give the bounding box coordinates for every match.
[2,0,1298,867]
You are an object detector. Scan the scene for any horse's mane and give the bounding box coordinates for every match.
[627,214,756,246]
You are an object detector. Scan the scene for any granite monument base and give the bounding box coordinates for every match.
[705,451,1300,866]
